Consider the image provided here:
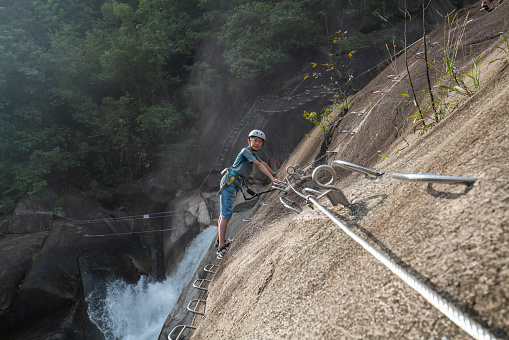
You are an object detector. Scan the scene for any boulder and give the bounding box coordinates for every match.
[163,193,216,276]
[8,194,59,234]
[0,232,48,333]
[0,191,168,338]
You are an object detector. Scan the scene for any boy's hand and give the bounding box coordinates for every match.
[272,177,283,184]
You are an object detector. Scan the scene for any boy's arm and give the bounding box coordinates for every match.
[262,161,278,179]
[252,160,278,182]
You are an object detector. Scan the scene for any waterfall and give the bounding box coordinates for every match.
[86,225,216,340]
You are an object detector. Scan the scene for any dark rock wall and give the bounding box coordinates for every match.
[0,188,216,339]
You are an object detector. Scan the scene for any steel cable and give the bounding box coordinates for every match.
[306,195,497,340]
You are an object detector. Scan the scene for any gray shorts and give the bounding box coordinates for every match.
[219,174,240,219]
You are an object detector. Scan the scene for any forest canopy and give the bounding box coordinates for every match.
[0,0,397,211]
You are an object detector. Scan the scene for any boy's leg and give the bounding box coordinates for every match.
[218,216,229,248]
[216,215,222,245]
[218,184,236,249]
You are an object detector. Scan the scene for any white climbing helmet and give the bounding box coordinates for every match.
[248,129,266,141]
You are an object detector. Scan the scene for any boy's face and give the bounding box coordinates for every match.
[248,136,264,151]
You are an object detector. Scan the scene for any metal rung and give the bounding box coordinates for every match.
[193,279,211,291]
[333,160,384,178]
[272,182,288,192]
[168,325,196,340]
[280,197,302,214]
[373,91,387,95]
[303,188,323,196]
[262,203,270,206]
[243,218,251,222]
[273,180,288,188]
[351,111,364,115]
[187,299,206,315]
[392,172,477,185]
[341,130,355,135]
[204,264,219,274]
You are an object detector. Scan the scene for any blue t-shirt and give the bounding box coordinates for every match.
[230,147,262,178]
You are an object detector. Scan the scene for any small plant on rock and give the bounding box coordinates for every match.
[489,33,509,64]
[304,109,331,140]
[304,30,357,110]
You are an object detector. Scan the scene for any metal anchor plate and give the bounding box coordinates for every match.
[312,165,349,207]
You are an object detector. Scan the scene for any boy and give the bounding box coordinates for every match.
[216,129,280,259]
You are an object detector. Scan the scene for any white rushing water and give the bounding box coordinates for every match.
[86,225,216,340]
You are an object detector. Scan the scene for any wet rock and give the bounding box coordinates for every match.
[143,170,178,204]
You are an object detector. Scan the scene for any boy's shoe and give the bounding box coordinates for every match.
[216,243,231,259]
[215,237,234,248]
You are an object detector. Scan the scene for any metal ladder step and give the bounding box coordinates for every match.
[168,324,196,340]
[193,278,211,291]
[187,299,206,316]
[204,264,219,274]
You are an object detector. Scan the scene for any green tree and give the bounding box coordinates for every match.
[219,1,324,79]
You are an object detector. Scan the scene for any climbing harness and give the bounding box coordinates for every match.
[217,167,282,201]
[216,169,243,196]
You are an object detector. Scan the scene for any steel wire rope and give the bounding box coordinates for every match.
[284,174,497,339]
[15,209,181,237]
[305,195,497,340]
[257,34,431,109]
[84,227,175,237]
[57,211,180,237]
[70,211,180,225]
[282,169,496,339]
